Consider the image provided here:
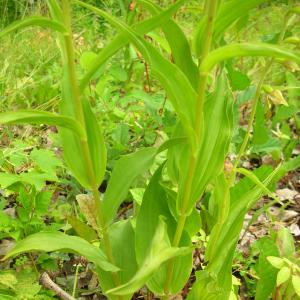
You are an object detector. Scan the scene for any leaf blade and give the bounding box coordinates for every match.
[0,16,66,38]
[4,232,118,272]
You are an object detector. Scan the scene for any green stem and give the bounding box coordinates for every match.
[162,1,218,298]
[72,263,81,297]
[231,60,272,173]
[61,0,122,295]
[209,12,292,272]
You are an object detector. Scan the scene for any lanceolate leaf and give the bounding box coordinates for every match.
[97,220,138,300]
[102,147,157,226]
[135,167,193,295]
[77,0,188,91]
[102,139,189,227]
[82,99,107,187]
[0,110,85,139]
[107,218,191,296]
[4,232,118,272]
[0,16,66,39]
[194,0,267,57]
[138,0,199,89]
[58,42,107,188]
[200,43,300,74]
[177,74,234,215]
[188,154,300,299]
[75,0,197,145]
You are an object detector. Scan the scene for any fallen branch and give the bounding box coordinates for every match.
[40,272,76,300]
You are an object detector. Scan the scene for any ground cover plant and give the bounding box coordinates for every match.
[0,0,300,299]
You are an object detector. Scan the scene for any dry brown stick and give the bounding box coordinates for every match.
[40,272,76,300]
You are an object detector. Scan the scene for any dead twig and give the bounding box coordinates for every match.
[40,272,76,300]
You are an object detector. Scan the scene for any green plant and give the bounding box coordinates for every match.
[0,0,300,299]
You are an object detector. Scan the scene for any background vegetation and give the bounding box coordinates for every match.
[0,0,299,299]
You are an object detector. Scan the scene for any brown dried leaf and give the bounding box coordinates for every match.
[76,194,98,231]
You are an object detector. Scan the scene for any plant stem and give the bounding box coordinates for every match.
[61,0,122,295]
[162,1,218,298]
[230,12,289,185]
[232,60,272,172]
[72,264,81,297]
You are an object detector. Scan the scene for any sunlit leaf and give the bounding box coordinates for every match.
[4,232,118,272]
[107,218,191,296]
[102,147,157,226]
[0,16,66,39]
[0,110,85,139]
[200,43,300,74]
[277,267,291,286]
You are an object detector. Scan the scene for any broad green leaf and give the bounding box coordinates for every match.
[0,16,66,39]
[0,110,85,139]
[194,0,267,57]
[97,220,137,300]
[292,276,300,297]
[189,155,300,299]
[200,43,300,74]
[4,232,117,272]
[67,216,98,242]
[255,238,280,300]
[107,218,191,296]
[59,86,106,188]
[277,267,291,286]
[78,0,188,90]
[82,99,107,187]
[135,167,193,295]
[49,1,107,190]
[137,0,199,89]
[276,227,295,259]
[102,147,157,226]
[205,173,230,262]
[177,74,234,215]
[267,257,285,269]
